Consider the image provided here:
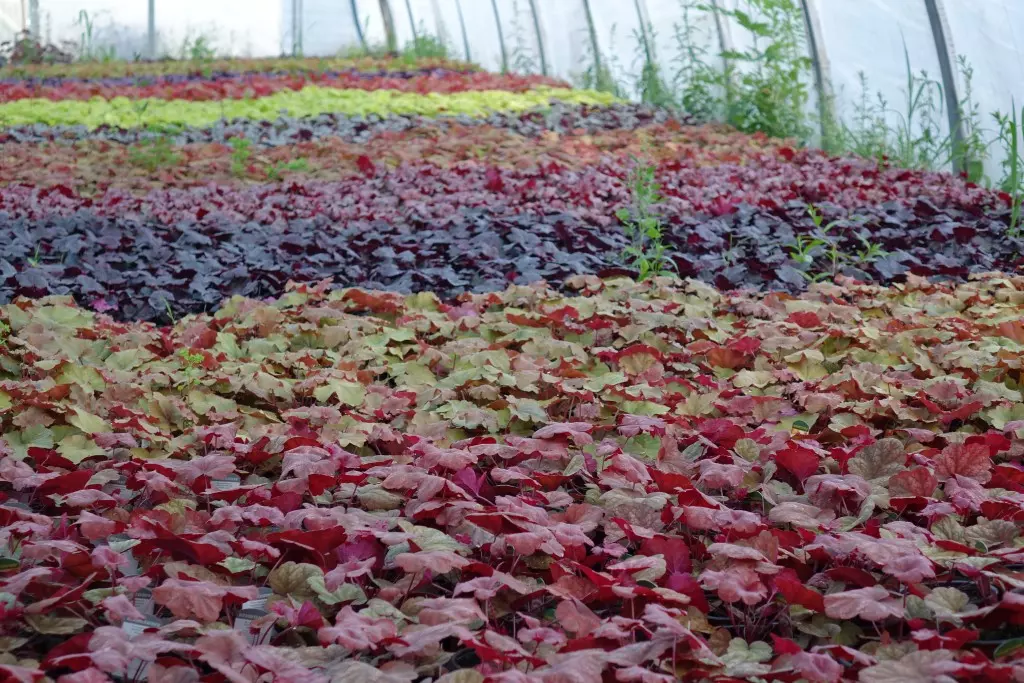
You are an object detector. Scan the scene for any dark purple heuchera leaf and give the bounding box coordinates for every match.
[0,191,1020,322]
[0,154,1018,321]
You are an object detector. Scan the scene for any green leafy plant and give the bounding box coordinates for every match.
[826,51,988,178]
[954,56,988,184]
[265,158,309,181]
[709,0,813,142]
[26,245,41,268]
[176,348,205,389]
[178,33,217,62]
[229,137,253,177]
[129,135,180,172]
[790,205,886,281]
[132,99,150,129]
[401,27,451,62]
[669,0,720,123]
[74,10,116,62]
[993,102,1023,237]
[616,156,675,281]
[632,20,674,108]
[574,19,623,97]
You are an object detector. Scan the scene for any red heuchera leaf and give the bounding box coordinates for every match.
[889,467,939,497]
[484,167,505,192]
[356,155,376,177]
[774,445,820,481]
[698,419,744,449]
[774,575,825,612]
[823,586,904,621]
[933,442,992,483]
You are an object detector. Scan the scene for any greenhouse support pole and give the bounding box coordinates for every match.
[291,0,302,56]
[632,0,655,64]
[581,0,603,82]
[924,0,966,174]
[379,0,397,54]
[707,0,733,92]
[404,0,417,41]
[490,0,509,73]
[27,0,38,38]
[147,0,156,59]
[454,0,472,62]
[350,0,367,51]
[800,0,833,144]
[526,0,548,75]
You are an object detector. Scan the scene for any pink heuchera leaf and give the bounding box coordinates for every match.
[706,542,768,563]
[699,565,767,605]
[77,511,121,540]
[88,626,187,674]
[271,600,324,629]
[171,454,236,483]
[454,572,533,600]
[555,599,601,636]
[61,490,118,508]
[768,501,835,529]
[881,552,936,584]
[824,586,904,621]
[501,528,565,557]
[682,506,763,534]
[617,415,668,438]
[531,650,606,683]
[393,550,469,574]
[381,467,448,500]
[697,460,744,489]
[532,422,594,446]
[417,597,485,626]
[804,474,871,513]
[944,475,988,511]
[99,594,145,623]
[934,442,991,483]
[317,606,397,649]
[859,649,961,683]
[0,457,56,490]
[615,666,676,683]
[152,579,257,622]
[389,623,474,657]
[323,557,376,590]
[774,651,843,683]
[58,668,112,683]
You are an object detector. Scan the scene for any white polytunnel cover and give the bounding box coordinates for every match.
[16,0,1024,176]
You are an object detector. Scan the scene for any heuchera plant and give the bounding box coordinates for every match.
[0,274,1023,680]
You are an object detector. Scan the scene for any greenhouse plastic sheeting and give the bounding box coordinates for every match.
[531,0,588,84]
[458,2,506,73]
[943,0,1024,179]
[814,1,951,150]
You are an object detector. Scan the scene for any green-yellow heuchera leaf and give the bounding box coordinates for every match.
[313,379,366,407]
